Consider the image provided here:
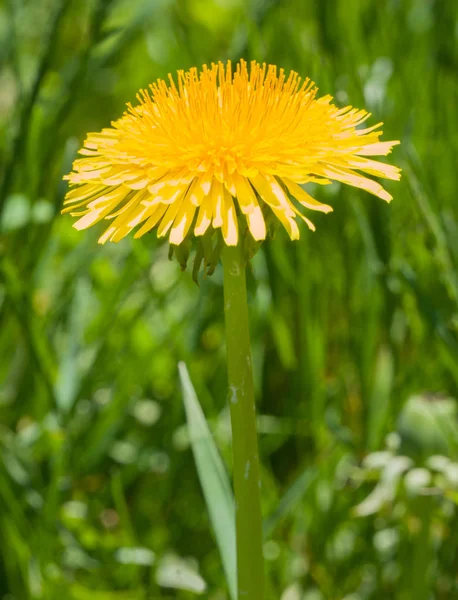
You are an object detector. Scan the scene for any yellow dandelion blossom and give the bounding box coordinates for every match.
[63,59,401,247]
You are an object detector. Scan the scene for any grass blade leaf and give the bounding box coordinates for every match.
[178,362,236,600]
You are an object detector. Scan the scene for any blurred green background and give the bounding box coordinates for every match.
[1,0,458,598]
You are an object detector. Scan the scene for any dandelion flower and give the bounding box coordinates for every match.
[63,60,400,247]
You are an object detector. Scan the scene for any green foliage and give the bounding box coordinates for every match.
[178,362,236,600]
[1,0,457,598]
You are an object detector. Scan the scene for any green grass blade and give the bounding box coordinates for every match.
[367,346,395,451]
[263,466,318,538]
[178,362,237,600]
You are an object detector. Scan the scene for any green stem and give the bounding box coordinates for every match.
[222,243,265,600]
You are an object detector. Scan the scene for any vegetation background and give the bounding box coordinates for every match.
[1,0,458,598]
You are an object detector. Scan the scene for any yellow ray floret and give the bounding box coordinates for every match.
[63,59,401,246]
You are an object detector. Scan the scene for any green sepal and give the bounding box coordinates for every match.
[192,243,204,285]
[207,233,224,276]
[169,238,192,270]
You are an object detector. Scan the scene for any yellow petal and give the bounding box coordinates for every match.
[69,166,112,183]
[293,210,316,232]
[247,206,266,241]
[211,179,224,228]
[282,178,333,213]
[169,202,197,245]
[268,205,300,240]
[194,194,213,236]
[109,226,132,243]
[125,176,150,190]
[147,167,170,181]
[73,187,129,230]
[133,204,168,238]
[223,172,237,196]
[64,184,105,204]
[347,157,401,181]
[101,166,143,185]
[98,226,117,244]
[251,173,295,216]
[357,140,400,156]
[187,176,208,207]
[222,188,238,246]
[233,173,257,214]
[106,191,148,218]
[101,191,153,242]
[157,195,186,237]
[74,209,111,230]
[198,172,214,196]
[148,181,187,204]
[323,167,393,202]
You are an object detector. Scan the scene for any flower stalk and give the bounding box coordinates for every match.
[222,243,264,600]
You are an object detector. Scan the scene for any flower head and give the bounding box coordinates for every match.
[63,60,400,248]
